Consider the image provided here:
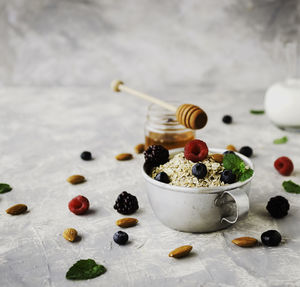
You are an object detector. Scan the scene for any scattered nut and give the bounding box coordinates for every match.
[63,228,78,242]
[67,175,85,185]
[116,218,138,228]
[115,153,133,161]
[232,237,258,247]
[211,153,224,163]
[169,245,193,258]
[134,144,145,154]
[226,145,237,151]
[6,204,27,215]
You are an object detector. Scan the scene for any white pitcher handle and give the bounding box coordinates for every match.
[219,189,249,224]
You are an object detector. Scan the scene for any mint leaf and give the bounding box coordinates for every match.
[282,180,300,194]
[223,153,253,182]
[0,183,12,194]
[250,110,265,114]
[66,259,106,280]
[273,136,288,144]
[239,169,254,182]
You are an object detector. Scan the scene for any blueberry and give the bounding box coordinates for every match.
[239,146,253,157]
[192,163,207,179]
[113,231,129,245]
[222,115,232,124]
[81,151,92,161]
[223,151,235,155]
[261,230,282,247]
[220,170,236,184]
[266,196,289,218]
[154,172,170,183]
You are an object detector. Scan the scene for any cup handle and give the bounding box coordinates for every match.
[218,189,249,224]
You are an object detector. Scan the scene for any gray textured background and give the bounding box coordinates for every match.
[1,0,299,89]
[0,1,300,287]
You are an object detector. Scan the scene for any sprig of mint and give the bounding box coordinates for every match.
[66,259,106,280]
[282,180,300,194]
[273,136,288,144]
[250,110,265,115]
[0,183,12,194]
[223,153,253,182]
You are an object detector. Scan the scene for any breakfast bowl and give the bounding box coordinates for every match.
[142,148,254,233]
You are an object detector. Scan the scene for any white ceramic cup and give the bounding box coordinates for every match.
[142,148,254,233]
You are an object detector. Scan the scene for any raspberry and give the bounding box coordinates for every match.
[274,156,294,176]
[184,140,208,162]
[68,195,90,215]
[266,196,289,218]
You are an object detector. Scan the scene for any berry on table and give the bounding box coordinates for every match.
[113,231,129,245]
[239,146,253,157]
[266,196,290,218]
[192,163,207,179]
[154,172,170,183]
[274,156,294,176]
[261,230,282,247]
[220,170,236,184]
[81,151,92,161]
[144,145,169,167]
[68,195,90,215]
[114,191,139,215]
[222,115,232,124]
[184,139,208,162]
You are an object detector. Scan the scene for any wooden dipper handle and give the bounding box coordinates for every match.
[111,80,207,130]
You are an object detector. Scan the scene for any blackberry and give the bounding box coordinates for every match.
[114,191,139,215]
[144,145,169,167]
[266,196,289,218]
[222,115,232,124]
[154,172,170,183]
[239,146,253,158]
[261,230,281,247]
[113,231,129,245]
[81,151,92,161]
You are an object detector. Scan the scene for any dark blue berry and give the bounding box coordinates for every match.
[220,170,236,184]
[266,196,289,218]
[192,163,207,179]
[113,231,128,245]
[154,172,170,183]
[81,151,92,161]
[239,146,253,157]
[223,151,235,155]
[222,115,232,124]
[261,230,281,247]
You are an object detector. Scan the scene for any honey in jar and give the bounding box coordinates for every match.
[144,103,195,150]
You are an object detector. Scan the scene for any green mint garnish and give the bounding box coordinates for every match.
[250,110,265,114]
[0,183,12,194]
[66,259,106,280]
[282,180,300,194]
[223,153,253,182]
[273,136,288,144]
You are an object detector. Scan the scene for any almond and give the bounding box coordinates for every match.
[232,237,258,247]
[211,153,224,163]
[6,204,27,215]
[134,144,145,154]
[115,153,133,161]
[226,145,237,151]
[67,175,85,185]
[116,217,138,228]
[169,245,193,258]
[63,228,78,242]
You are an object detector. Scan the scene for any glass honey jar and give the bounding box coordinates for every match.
[144,103,195,150]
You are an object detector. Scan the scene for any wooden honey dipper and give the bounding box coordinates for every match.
[111,80,208,130]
